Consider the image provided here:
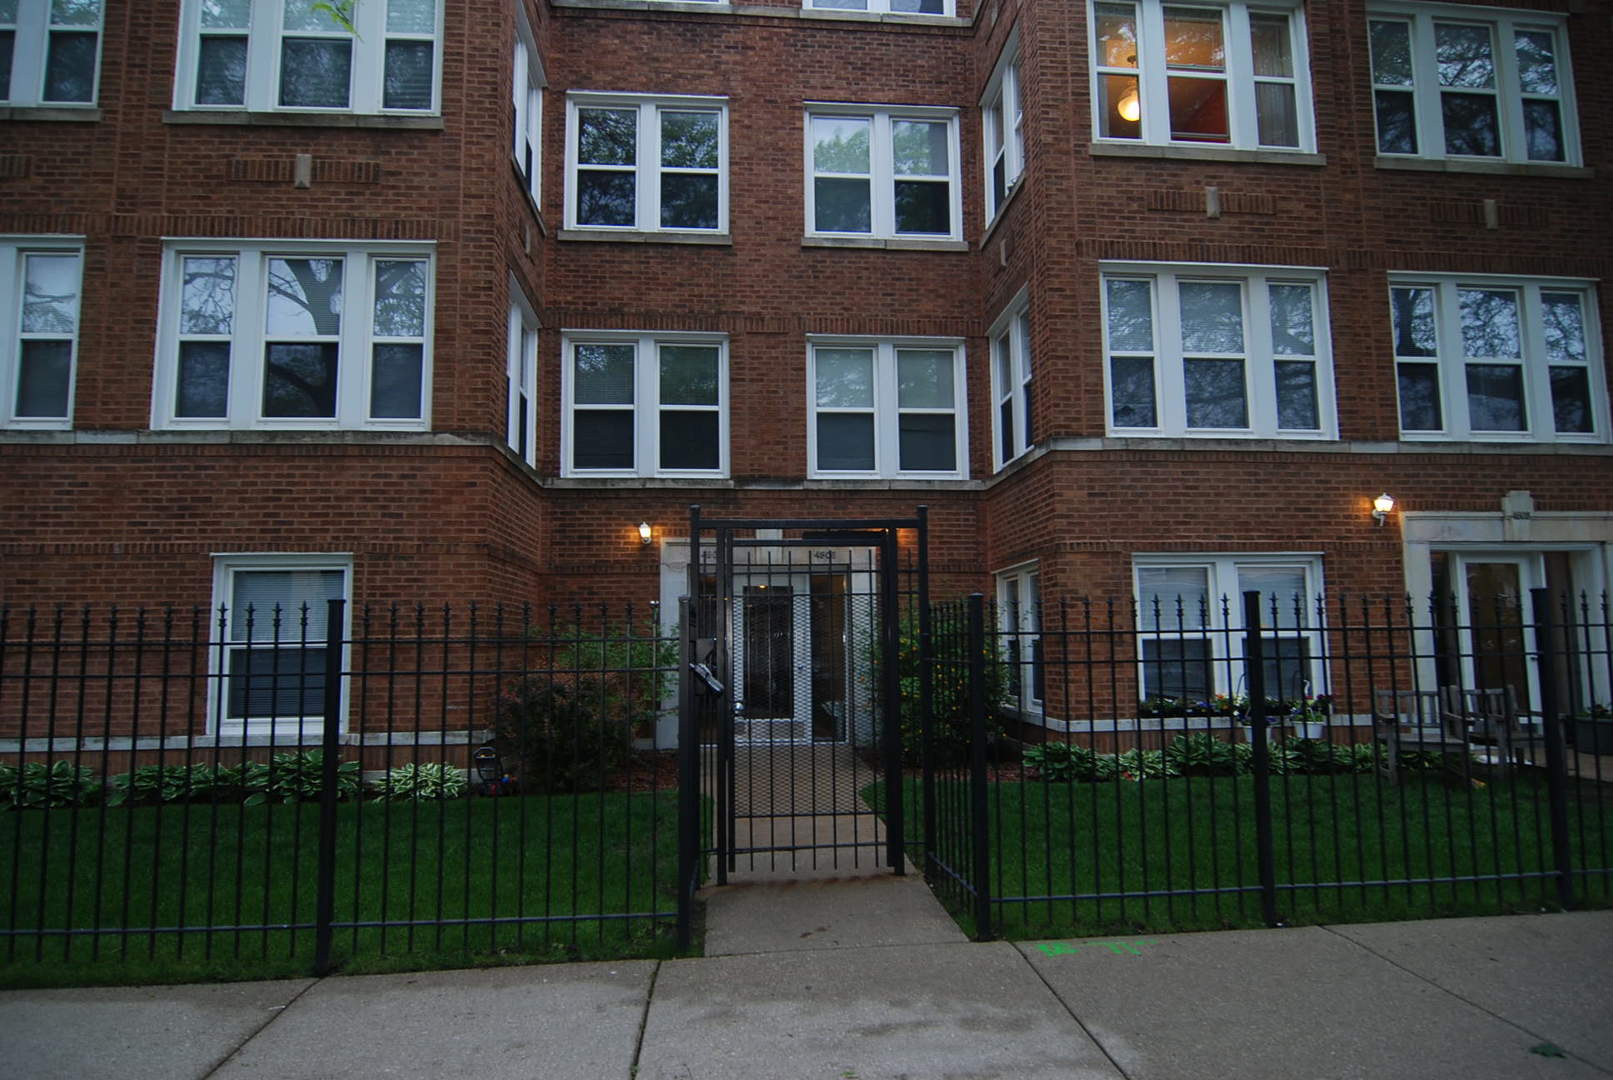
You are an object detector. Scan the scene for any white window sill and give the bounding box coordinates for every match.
[1089,142,1326,167]
[1374,155,1593,179]
[163,109,444,130]
[557,229,731,245]
[803,236,970,252]
[1019,713,1372,736]
[0,105,100,122]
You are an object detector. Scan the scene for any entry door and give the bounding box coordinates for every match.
[732,573,813,741]
[1452,553,1544,712]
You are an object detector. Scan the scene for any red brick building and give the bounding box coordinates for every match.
[1,0,1609,746]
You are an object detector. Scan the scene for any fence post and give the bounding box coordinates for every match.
[966,593,993,940]
[1243,591,1279,927]
[313,597,345,977]
[1530,588,1576,911]
[917,508,936,878]
[676,598,698,950]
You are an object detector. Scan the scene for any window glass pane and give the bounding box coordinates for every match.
[1106,278,1153,351]
[1369,21,1413,86]
[1097,4,1138,67]
[1165,7,1223,69]
[896,349,954,408]
[0,32,13,100]
[1250,15,1291,77]
[1238,566,1306,628]
[266,258,343,336]
[1390,287,1437,356]
[893,180,950,234]
[816,413,875,471]
[1275,360,1318,429]
[382,40,432,110]
[1541,293,1585,364]
[1374,90,1417,154]
[263,343,339,417]
[1459,288,1520,358]
[372,260,426,337]
[387,0,435,34]
[228,649,324,720]
[283,0,346,31]
[892,120,948,176]
[813,0,866,9]
[44,31,95,102]
[660,411,719,470]
[998,398,1015,461]
[1184,358,1247,427]
[1441,93,1499,156]
[370,344,423,418]
[889,0,943,12]
[22,254,80,333]
[578,172,636,226]
[1550,367,1592,434]
[1268,284,1313,355]
[16,341,71,417]
[200,0,250,28]
[0,0,15,18]
[1141,639,1212,702]
[898,413,955,472]
[578,108,636,165]
[814,178,871,232]
[573,411,633,469]
[230,569,344,640]
[176,342,231,417]
[1110,356,1156,427]
[1397,363,1443,430]
[1514,30,1558,94]
[1179,281,1243,353]
[1139,567,1210,630]
[196,37,247,105]
[1466,364,1525,430]
[1436,24,1495,88]
[1260,638,1310,701]
[1254,83,1297,147]
[813,116,869,173]
[661,111,719,168]
[1100,74,1142,138]
[1167,76,1227,142]
[279,39,351,108]
[660,173,718,229]
[49,0,99,26]
[573,343,634,404]
[1522,100,1563,162]
[815,348,874,408]
[659,345,719,405]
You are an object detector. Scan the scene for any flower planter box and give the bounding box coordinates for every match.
[1573,717,1613,755]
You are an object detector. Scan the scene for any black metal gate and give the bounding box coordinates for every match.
[676,506,929,891]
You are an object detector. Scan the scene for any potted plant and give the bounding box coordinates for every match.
[1287,695,1332,740]
[1572,704,1612,755]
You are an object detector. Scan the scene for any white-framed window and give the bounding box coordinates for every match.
[0,237,82,430]
[982,39,1025,222]
[512,9,544,203]
[1134,553,1324,705]
[1390,275,1606,443]
[997,563,1043,717]
[152,240,434,431]
[173,0,441,114]
[210,553,351,737]
[805,105,963,241]
[1101,262,1334,439]
[0,0,102,107]
[1091,0,1314,151]
[806,0,952,14]
[561,331,728,477]
[564,93,728,234]
[807,336,967,479]
[1368,5,1578,165]
[989,290,1033,469]
[507,287,539,468]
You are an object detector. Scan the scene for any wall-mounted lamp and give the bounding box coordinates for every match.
[638,521,653,545]
[1371,493,1395,527]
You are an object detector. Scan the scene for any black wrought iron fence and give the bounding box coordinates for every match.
[0,601,688,979]
[924,590,1613,939]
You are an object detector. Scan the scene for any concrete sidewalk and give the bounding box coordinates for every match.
[3,908,1609,1079]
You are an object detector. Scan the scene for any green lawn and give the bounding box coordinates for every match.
[0,792,685,988]
[893,772,1613,939]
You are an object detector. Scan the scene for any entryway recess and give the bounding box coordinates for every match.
[675,505,930,888]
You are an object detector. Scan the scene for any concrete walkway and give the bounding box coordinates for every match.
[3,906,1609,1079]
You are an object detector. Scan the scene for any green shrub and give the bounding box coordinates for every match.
[242,750,361,805]
[1114,747,1180,780]
[887,615,1008,767]
[109,763,238,806]
[1165,733,1248,776]
[0,761,99,809]
[1023,741,1116,782]
[375,762,468,801]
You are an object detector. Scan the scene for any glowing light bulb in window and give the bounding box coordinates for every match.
[1117,89,1141,123]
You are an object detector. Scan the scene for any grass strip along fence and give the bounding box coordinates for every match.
[0,601,691,987]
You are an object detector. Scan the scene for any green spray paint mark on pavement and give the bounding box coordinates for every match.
[1037,938,1158,957]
